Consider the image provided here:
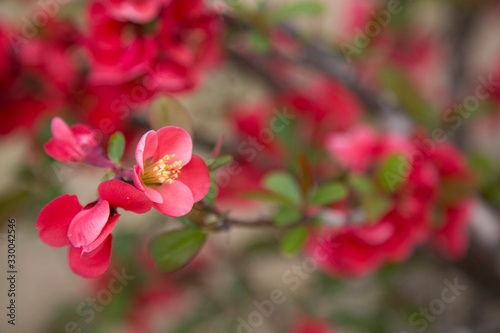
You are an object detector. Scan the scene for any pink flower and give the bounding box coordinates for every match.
[36,180,152,278]
[325,125,379,172]
[44,117,100,163]
[133,126,210,217]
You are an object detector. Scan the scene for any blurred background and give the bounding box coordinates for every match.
[1,0,500,332]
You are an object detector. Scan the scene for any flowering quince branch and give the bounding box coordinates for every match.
[37,117,211,278]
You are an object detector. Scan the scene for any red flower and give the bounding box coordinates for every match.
[43,117,100,163]
[308,195,431,277]
[17,19,83,97]
[86,1,157,85]
[307,126,435,277]
[36,181,152,278]
[278,78,361,135]
[86,0,221,91]
[133,126,210,217]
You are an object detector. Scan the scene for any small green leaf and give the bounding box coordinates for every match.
[311,182,348,205]
[349,175,375,197]
[249,30,271,53]
[202,174,217,205]
[263,172,301,205]
[274,206,302,226]
[376,154,410,193]
[206,155,233,171]
[281,226,308,256]
[240,190,293,205]
[149,96,193,134]
[108,132,125,165]
[269,2,324,23]
[101,171,114,182]
[149,229,206,273]
[362,195,392,223]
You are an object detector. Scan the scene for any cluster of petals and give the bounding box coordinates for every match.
[36,180,152,278]
[86,0,221,91]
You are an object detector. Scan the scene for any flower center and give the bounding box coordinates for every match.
[142,154,182,186]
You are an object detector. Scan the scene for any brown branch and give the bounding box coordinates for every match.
[201,203,309,232]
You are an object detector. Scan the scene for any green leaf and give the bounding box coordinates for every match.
[149,96,193,134]
[311,182,348,205]
[249,30,271,53]
[376,154,409,193]
[149,229,206,273]
[206,154,233,171]
[281,226,308,256]
[202,174,217,205]
[108,132,125,165]
[101,171,114,182]
[240,190,293,205]
[269,2,324,23]
[274,206,302,226]
[263,172,302,205]
[362,195,392,223]
[349,175,375,197]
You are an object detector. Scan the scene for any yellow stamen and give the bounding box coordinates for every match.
[141,154,182,186]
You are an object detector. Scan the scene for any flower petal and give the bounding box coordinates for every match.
[36,194,82,248]
[135,130,158,172]
[153,126,192,166]
[98,180,153,213]
[68,236,112,279]
[134,165,163,203]
[82,214,119,254]
[68,200,110,248]
[176,155,210,202]
[51,117,77,145]
[44,139,83,163]
[153,181,194,217]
